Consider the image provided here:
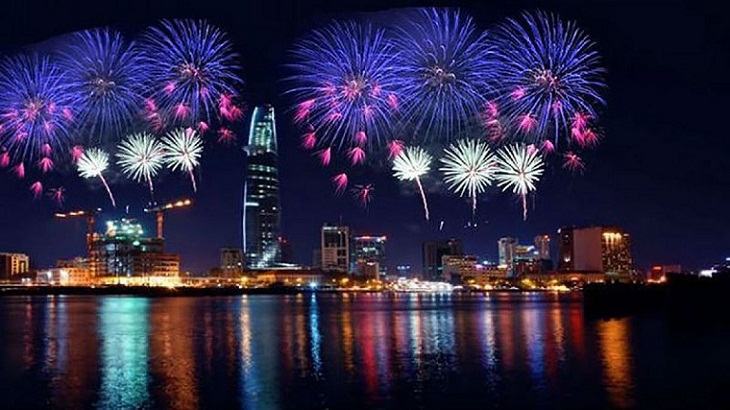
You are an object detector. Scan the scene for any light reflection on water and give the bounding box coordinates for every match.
[0,292,726,409]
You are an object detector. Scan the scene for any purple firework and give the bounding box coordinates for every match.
[287,21,400,150]
[492,10,606,147]
[141,19,242,129]
[0,55,76,163]
[393,8,497,141]
[59,28,147,146]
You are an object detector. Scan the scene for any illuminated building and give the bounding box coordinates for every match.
[351,235,387,277]
[321,224,349,273]
[90,219,180,282]
[422,239,463,281]
[254,269,324,286]
[355,260,380,280]
[442,254,478,283]
[534,234,551,261]
[36,267,91,285]
[558,226,633,276]
[243,105,281,268]
[220,247,244,277]
[647,264,681,282]
[0,252,29,279]
[498,237,518,269]
[396,265,412,278]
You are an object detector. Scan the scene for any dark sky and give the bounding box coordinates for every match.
[0,0,728,273]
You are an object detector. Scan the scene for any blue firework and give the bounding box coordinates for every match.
[141,19,242,129]
[393,8,497,142]
[287,21,400,150]
[59,28,147,146]
[492,10,606,147]
[0,55,76,164]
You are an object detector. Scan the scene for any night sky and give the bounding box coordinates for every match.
[0,0,727,273]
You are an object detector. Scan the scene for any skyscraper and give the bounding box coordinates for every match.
[351,235,387,277]
[243,105,281,268]
[321,224,349,272]
[497,237,518,268]
[534,234,551,261]
[422,239,463,281]
[558,226,633,275]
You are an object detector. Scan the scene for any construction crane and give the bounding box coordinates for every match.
[54,208,102,257]
[143,198,192,239]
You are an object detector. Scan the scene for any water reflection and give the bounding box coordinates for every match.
[0,293,658,409]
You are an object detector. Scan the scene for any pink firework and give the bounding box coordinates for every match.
[70,145,84,163]
[197,121,210,134]
[572,112,589,130]
[217,127,236,144]
[62,107,73,121]
[517,114,537,133]
[301,132,317,150]
[354,131,367,146]
[317,147,331,166]
[511,87,526,100]
[48,187,65,206]
[352,184,374,207]
[295,99,315,123]
[563,151,585,172]
[38,157,53,173]
[387,93,399,110]
[386,139,405,159]
[174,103,191,120]
[163,81,176,94]
[541,140,555,154]
[348,147,366,166]
[41,143,52,157]
[29,181,43,199]
[219,94,243,122]
[0,152,9,168]
[582,129,598,146]
[526,144,538,156]
[332,173,348,194]
[14,162,25,178]
[485,101,499,119]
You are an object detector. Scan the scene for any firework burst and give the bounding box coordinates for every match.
[0,55,76,164]
[287,21,400,149]
[48,186,65,206]
[116,132,164,195]
[161,128,204,191]
[332,173,348,195]
[77,147,116,207]
[493,11,605,147]
[352,184,374,208]
[495,143,545,220]
[439,139,497,214]
[59,28,147,145]
[394,8,496,141]
[392,146,432,220]
[142,19,242,128]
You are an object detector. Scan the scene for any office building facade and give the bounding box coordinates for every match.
[0,252,29,280]
[422,239,463,281]
[321,225,349,272]
[351,235,387,277]
[558,226,633,275]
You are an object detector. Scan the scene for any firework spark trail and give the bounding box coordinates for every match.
[77,148,116,207]
[439,139,497,215]
[332,173,348,195]
[352,184,374,208]
[30,181,43,199]
[59,28,147,145]
[495,143,545,220]
[493,11,605,148]
[393,146,432,220]
[287,21,400,149]
[141,19,242,128]
[116,132,164,196]
[48,186,65,206]
[394,8,497,142]
[563,151,585,172]
[0,55,76,164]
[162,127,204,191]
[386,139,405,159]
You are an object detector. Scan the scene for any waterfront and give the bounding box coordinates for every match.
[1,293,729,409]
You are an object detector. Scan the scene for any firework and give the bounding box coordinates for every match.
[287,21,400,149]
[116,132,164,195]
[348,146,366,166]
[394,8,496,141]
[0,55,76,163]
[301,131,317,150]
[59,28,147,145]
[493,11,605,146]
[563,151,585,172]
[332,173,348,195]
[392,146,432,220]
[77,147,116,207]
[161,128,204,191]
[142,19,242,127]
[14,163,25,178]
[352,184,374,208]
[386,139,405,159]
[317,147,332,167]
[217,127,236,144]
[439,139,497,214]
[30,181,43,199]
[495,144,545,220]
[37,157,54,173]
[48,186,65,206]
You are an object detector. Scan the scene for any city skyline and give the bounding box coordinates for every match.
[0,0,727,274]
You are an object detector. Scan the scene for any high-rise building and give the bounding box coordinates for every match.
[321,224,349,272]
[534,234,551,260]
[558,226,633,275]
[422,239,463,281]
[0,252,29,280]
[351,235,387,276]
[243,105,281,268]
[89,219,179,281]
[220,247,244,277]
[497,237,518,269]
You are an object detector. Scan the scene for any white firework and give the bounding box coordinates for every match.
[77,147,116,207]
[116,132,164,196]
[392,146,432,220]
[495,143,545,220]
[162,128,204,191]
[439,139,497,214]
